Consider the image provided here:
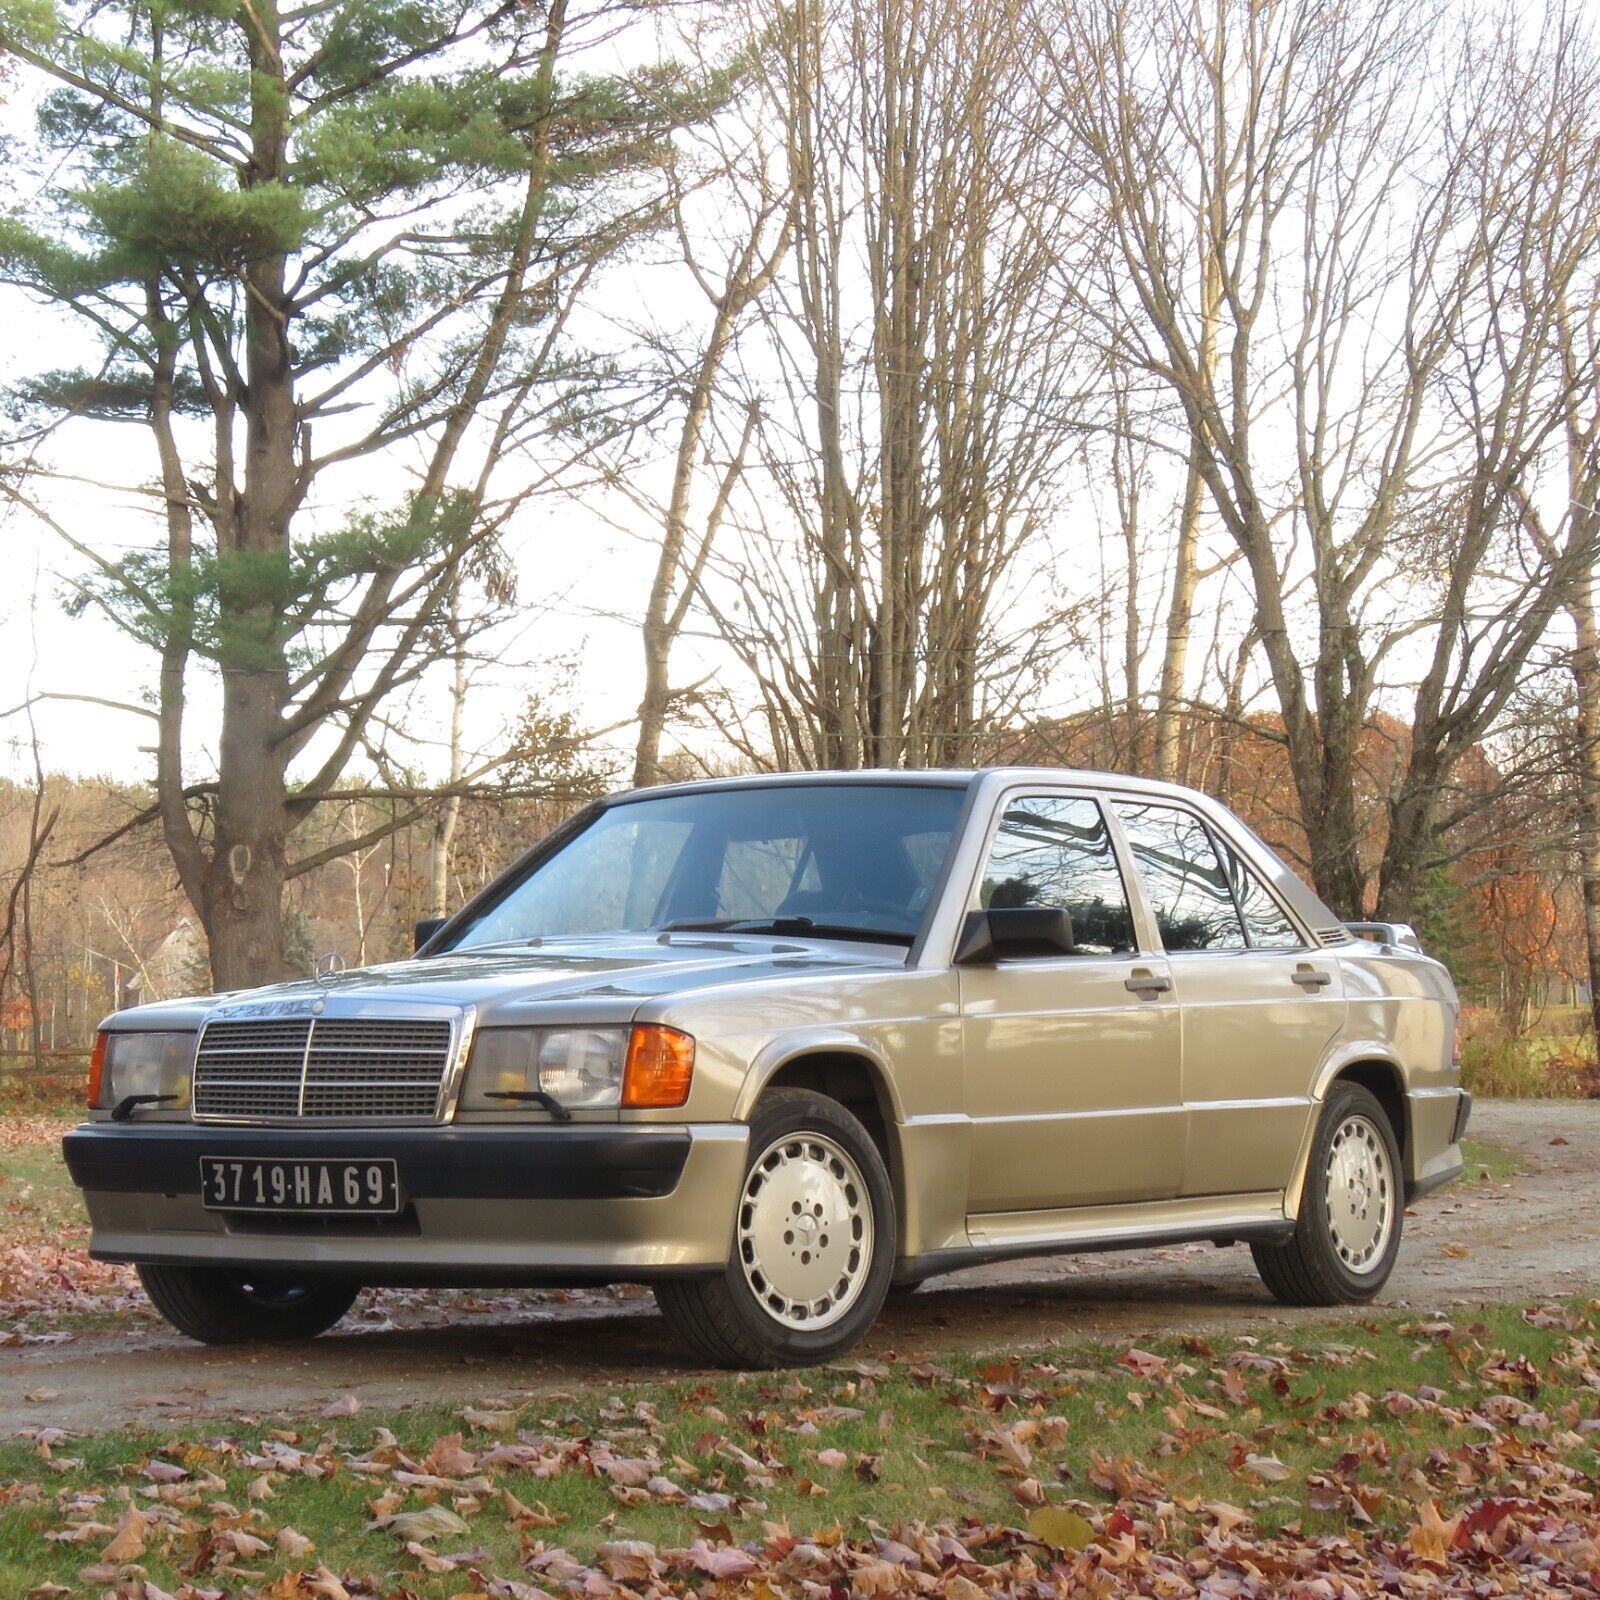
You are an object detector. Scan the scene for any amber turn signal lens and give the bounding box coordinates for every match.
[622,1025,695,1108]
[87,1030,109,1110]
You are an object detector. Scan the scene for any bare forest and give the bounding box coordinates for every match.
[3,0,1598,1065]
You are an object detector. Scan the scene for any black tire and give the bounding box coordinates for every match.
[137,1264,359,1345]
[1251,1081,1403,1306]
[655,1089,895,1369]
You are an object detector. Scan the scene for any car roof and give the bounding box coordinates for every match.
[608,766,1223,807]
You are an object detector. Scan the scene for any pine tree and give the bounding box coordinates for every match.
[0,0,726,987]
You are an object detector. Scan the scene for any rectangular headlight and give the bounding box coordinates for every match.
[461,1027,627,1112]
[99,1032,195,1110]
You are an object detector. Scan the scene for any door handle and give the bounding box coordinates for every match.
[1291,964,1333,990]
[1124,970,1172,997]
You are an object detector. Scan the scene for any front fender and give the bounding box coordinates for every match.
[731,1029,906,1124]
[729,1030,974,1261]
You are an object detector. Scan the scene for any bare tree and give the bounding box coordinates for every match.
[1547,252,1600,1037]
[705,0,1095,770]
[626,131,791,788]
[1042,0,1600,917]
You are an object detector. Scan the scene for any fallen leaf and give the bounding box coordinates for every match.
[276,1525,315,1558]
[687,1539,760,1578]
[100,1506,149,1562]
[404,1537,458,1573]
[596,1538,660,1581]
[1406,1499,1463,1563]
[369,1505,472,1542]
[1027,1506,1095,1551]
[462,1406,516,1431]
[1117,1348,1168,1378]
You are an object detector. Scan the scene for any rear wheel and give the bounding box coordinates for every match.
[1252,1081,1402,1305]
[137,1264,359,1345]
[656,1089,895,1368]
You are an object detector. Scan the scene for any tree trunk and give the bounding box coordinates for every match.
[634,631,673,789]
[1153,465,1200,781]
[1154,248,1218,783]
[198,0,297,990]
[1570,593,1600,1039]
[634,301,739,788]
[430,593,467,917]
[205,675,291,988]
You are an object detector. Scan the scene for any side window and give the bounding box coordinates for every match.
[1112,803,1247,952]
[1216,836,1303,949]
[978,796,1136,955]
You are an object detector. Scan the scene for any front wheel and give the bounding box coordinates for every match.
[656,1089,895,1368]
[1252,1081,1403,1305]
[137,1264,360,1344]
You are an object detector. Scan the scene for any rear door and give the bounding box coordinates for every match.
[958,790,1183,1212]
[1110,800,1345,1197]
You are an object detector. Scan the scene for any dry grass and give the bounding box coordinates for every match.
[1458,1006,1599,1098]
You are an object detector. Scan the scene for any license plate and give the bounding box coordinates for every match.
[200,1157,400,1215]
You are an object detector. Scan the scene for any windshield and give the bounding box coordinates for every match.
[446,783,967,948]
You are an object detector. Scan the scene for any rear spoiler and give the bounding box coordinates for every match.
[1344,920,1424,954]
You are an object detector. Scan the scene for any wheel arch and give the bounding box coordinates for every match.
[735,1039,906,1249]
[1327,1059,1410,1167]
[1284,1049,1410,1218]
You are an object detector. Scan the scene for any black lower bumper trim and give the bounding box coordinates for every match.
[62,1123,691,1202]
[85,1250,716,1288]
[899,1219,1296,1284]
[1407,1160,1465,1203]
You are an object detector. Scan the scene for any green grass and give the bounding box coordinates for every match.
[1459,1135,1521,1183]
[1,1300,1596,1596]
[0,1118,84,1247]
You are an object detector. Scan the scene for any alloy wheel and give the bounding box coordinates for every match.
[736,1131,874,1330]
[1324,1113,1394,1274]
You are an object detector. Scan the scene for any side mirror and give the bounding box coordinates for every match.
[955,906,1075,963]
[414,917,447,954]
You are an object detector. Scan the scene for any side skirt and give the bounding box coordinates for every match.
[896,1192,1293,1283]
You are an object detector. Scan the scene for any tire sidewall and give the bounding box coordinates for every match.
[138,1263,358,1343]
[718,1091,896,1363]
[1302,1084,1404,1298]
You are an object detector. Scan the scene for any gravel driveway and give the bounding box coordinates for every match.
[4,1098,1595,1436]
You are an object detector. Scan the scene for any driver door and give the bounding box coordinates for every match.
[958,791,1183,1214]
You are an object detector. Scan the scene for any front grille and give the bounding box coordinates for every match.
[193,1016,454,1122]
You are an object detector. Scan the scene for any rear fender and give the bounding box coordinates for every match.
[1282,1042,1408,1219]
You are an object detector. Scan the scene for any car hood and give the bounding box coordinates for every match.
[103,933,909,1031]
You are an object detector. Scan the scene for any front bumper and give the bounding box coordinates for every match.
[63,1122,747,1285]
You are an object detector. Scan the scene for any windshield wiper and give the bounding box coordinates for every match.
[660,917,914,946]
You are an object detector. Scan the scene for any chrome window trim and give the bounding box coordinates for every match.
[944,781,1156,960]
[1098,791,1315,953]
